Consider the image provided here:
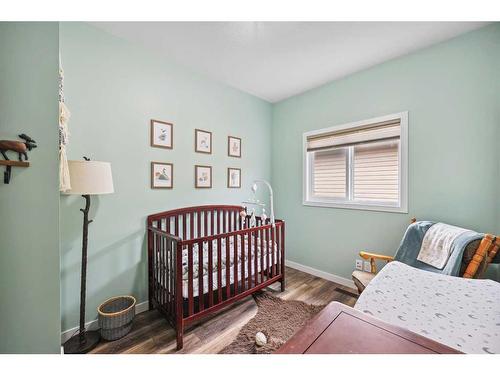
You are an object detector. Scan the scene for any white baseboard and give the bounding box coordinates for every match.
[60,300,149,344]
[285,259,356,290]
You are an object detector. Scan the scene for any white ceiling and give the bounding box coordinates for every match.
[92,22,488,103]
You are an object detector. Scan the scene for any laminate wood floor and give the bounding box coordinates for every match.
[91,267,358,354]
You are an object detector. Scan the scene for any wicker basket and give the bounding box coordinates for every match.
[98,295,136,341]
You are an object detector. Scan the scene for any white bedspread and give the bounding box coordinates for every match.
[355,261,500,354]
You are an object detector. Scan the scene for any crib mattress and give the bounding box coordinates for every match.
[160,234,279,298]
[354,261,500,354]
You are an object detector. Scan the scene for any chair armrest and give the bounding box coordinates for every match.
[358,251,394,273]
[359,251,394,262]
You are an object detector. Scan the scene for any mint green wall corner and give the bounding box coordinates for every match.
[272,23,500,282]
[0,22,61,353]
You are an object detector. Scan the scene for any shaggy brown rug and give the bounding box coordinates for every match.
[219,292,325,354]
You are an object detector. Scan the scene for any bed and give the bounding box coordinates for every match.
[147,205,285,350]
[354,261,500,354]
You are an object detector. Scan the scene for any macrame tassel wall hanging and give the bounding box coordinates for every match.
[59,53,71,192]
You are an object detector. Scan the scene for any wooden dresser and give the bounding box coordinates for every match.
[276,302,460,354]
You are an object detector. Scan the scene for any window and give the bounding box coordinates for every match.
[303,112,408,212]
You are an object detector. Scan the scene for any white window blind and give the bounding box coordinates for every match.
[306,119,400,151]
[353,141,399,203]
[312,148,347,199]
[304,112,407,213]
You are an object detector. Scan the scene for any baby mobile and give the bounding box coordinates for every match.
[59,53,71,192]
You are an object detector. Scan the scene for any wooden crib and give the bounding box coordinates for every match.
[147,205,285,350]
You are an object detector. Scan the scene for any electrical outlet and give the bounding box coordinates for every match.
[355,259,363,271]
[363,261,372,272]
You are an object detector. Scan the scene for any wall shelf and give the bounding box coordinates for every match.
[0,160,30,184]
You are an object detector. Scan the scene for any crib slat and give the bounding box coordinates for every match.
[225,236,230,298]
[198,240,204,312]
[167,237,170,311]
[197,211,201,238]
[254,229,258,286]
[266,226,270,279]
[211,210,215,236]
[215,210,219,235]
[223,210,227,234]
[161,236,165,309]
[167,238,171,315]
[204,210,208,237]
[174,215,179,237]
[281,223,285,282]
[260,227,264,283]
[233,234,238,294]
[188,244,194,316]
[183,214,187,240]
[208,239,214,307]
[166,216,171,234]
[189,213,194,240]
[153,233,157,308]
[271,225,275,277]
[157,233,161,308]
[157,234,161,308]
[241,234,246,292]
[276,225,280,277]
[172,239,176,314]
[217,237,222,303]
[165,237,169,314]
[247,231,252,289]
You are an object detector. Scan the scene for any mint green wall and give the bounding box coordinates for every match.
[59,23,272,332]
[272,24,500,281]
[0,23,60,353]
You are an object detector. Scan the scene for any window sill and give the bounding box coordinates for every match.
[302,199,408,214]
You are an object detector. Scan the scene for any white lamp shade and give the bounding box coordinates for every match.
[65,160,114,195]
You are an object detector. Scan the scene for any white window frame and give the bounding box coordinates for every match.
[303,111,408,213]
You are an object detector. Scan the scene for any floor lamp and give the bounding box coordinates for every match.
[63,158,114,354]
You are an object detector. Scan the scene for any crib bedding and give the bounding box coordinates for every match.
[159,234,278,298]
[354,261,500,354]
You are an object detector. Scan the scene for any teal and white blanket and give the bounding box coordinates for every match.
[394,221,484,276]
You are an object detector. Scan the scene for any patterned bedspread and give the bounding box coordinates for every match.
[354,261,500,354]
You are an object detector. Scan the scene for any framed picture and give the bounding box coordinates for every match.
[195,129,212,154]
[228,136,241,158]
[151,162,173,189]
[150,120,173,149]
[195,165,212,188]
[227,168,241,188]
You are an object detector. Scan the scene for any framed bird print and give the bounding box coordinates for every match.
[195,165,212,188]
[228,136,241,157]
[195,129,212,154]
[151,162,173,189]
[150,120,173,149]
[227,168,241,188]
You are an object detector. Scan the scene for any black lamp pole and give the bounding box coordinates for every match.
[63,158,101,354]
